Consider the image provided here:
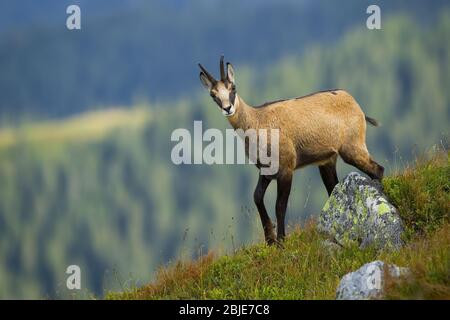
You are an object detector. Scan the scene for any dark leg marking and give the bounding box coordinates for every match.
[253,175,276,244]
[275,173,293,242]
[340,150,385,181]
[318,161,339,196]
[369,158,384,180]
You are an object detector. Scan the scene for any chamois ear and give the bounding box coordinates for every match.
[199,72,213,91]
[227,63,235,85]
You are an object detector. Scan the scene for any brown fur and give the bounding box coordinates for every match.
[228,90,382,178]
[199,59,384,245]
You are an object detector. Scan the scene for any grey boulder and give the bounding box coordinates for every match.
[318,172,404,250]
[336,260,409,300]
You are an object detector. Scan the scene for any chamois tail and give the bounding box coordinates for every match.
[365,115,380,127]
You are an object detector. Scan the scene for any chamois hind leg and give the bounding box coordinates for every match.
[253,175,276,245]
[339,144,384,180]
[275,172,293,242]
[318,155,339,196]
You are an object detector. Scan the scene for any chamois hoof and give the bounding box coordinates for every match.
[266,237,284,248]
[275,240,285,249]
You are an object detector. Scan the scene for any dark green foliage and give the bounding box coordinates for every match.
[0,0,448,119]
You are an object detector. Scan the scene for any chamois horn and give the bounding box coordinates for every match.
[198,63,216,83]
[220,55,226,81]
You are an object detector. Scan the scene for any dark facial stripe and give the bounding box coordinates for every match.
[229,86,236,105]
[211,94,222,108]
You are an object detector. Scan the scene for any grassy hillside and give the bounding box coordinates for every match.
[107,153,449,299]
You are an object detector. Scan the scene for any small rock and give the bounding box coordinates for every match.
[336,260,409,300]
[318,172,404,250]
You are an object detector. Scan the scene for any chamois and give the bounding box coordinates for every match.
[199,56,384,245]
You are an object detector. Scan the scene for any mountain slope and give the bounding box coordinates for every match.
[107,153,450,299]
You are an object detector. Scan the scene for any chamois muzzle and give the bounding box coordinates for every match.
[223,105,232,115]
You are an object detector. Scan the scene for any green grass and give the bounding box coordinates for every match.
[383,151,450,239]
[106,151,449,300]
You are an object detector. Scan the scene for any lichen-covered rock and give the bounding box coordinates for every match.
[318,172,404,250]
[336,260,409,300]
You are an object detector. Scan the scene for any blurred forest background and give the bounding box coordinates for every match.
[0,0,449,298]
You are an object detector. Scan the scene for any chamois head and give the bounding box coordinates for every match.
[199,56,237,116]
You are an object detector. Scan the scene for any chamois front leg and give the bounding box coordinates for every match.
[253,174,276,245]
[275,172,293,242]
